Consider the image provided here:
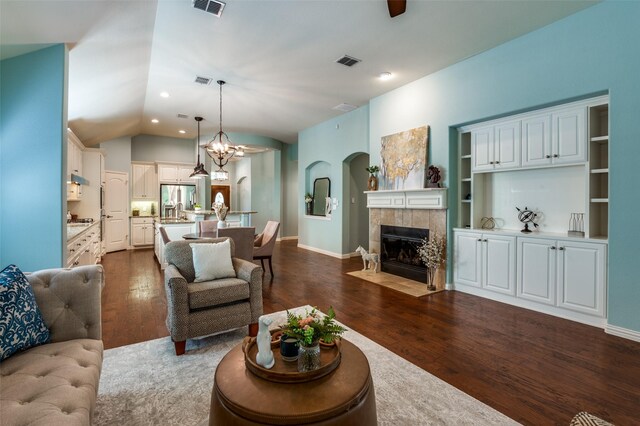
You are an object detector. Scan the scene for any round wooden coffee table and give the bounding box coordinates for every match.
[209,339,377,425]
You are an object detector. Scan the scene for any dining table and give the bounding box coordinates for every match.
[182,232,218,240]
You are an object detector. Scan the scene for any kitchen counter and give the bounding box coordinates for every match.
[182,210,257,215]
[183,210,257,227]
[129,215,158,218]
[67,222,98,242]
[160,219,195,225]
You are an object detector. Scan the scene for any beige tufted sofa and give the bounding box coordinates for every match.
[0,265,104,426]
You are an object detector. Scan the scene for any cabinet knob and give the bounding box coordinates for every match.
[477,239,482,242]
[553,154,559,158]
[495,161,500,164]
[558,246,565,250]
[69,249,75,252]
[545,155,551,159]
[550,246,556,250]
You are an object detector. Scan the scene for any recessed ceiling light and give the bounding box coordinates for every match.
[379,72,393,81]
[178,130,186,134]
[160,92,170,98]
[151,119,159,123]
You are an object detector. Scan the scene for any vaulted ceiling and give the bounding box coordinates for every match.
[1,0,597,146]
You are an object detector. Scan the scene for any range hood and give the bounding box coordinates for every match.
[69,173,90,186]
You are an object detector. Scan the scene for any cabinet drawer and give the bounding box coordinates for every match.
[131,217,154,224]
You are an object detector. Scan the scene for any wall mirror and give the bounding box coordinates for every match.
[312,177,331,216]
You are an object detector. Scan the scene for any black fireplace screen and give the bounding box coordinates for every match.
[380,225,428,283]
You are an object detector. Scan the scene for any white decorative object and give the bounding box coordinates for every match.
[255,316,274,369]
[355,246,379,273]
[217,220,227,229]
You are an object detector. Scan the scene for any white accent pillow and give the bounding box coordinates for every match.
[190,240,236,282]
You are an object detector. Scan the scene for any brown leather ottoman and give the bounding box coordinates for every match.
[209,339,377,425]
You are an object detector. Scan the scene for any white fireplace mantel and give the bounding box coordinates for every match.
[365,188,447,210]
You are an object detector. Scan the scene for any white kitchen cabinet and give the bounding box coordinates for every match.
[132,163,157,199]
[517,237,557,306]
[454,231,482,287]
[67,131,84,178]
[158,164,195,183]
[454,230,515,295]
[552,106,586,165]
[178,166,195,183]
[521,107,586,167]
[162,223,195,241]
[517,237,606,316]
[131,217,154,246]
[472,126,494,172]
[471,121,521,172]
[557,241,606,317]
[521,114,552,167]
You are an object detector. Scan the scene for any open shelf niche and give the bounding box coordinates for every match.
[459,132,472,228]
[588,103,609,239]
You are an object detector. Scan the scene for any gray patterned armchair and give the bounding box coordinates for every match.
[163,237,263,355]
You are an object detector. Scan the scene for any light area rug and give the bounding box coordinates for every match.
[95,307,517,426]
[346,270,444,297]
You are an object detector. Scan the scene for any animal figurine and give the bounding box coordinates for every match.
[355,246,379,273]
[255,315,274,369]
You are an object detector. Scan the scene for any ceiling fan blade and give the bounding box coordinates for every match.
[387,0,406,18]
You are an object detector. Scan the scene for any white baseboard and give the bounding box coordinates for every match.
[297,243,351,259]
[445,282,454,291]
[277,236,298,242]
[605,324,640,343]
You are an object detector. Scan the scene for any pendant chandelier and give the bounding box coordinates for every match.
[189,116,209,179]
[205,80,244,181]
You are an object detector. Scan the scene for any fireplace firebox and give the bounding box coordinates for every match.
[380,225,428,283]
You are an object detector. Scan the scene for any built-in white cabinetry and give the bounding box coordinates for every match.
[472,121,521,172]
[521,114,552,167]
[131,163,157,199]
[131,217,155,246]
[158,164,195,183]
[454,229,607,326]
[67,131,84,178]
[454,231,515,295]
[66,223,101,268]
[517,237,606,317]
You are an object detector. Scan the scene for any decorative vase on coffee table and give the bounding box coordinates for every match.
[280,334,299,362]
[298,341,321,372]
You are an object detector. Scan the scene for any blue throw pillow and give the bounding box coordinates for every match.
[0,264,50,361]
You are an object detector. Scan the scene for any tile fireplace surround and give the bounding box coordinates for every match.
[366,189,447,289]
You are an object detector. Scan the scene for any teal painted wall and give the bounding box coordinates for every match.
[300,2,640,332]
[281,143,298,238]
[100,136,132,172]
[131,134,195,163]
[298,105,369,255]
[0,45,68,270]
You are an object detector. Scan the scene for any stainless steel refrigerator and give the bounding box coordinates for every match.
[160,184,197,219]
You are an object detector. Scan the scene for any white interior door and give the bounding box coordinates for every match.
[105,171,129,252]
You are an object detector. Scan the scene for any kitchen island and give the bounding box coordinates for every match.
[183,210,257,227]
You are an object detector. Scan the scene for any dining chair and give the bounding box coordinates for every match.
[253,221,280,276]
[198,220,218,233]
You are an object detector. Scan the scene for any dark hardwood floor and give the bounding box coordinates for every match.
[101,241,640,425]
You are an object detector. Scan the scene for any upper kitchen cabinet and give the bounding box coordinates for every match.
[522,107,586,167]
[67,130,84,178]
[471,121,521,172]
[158,163,195,183]
[131,162,157,199]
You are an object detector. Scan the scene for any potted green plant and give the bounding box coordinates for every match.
[365,165,380,191]
[280,307,346,372]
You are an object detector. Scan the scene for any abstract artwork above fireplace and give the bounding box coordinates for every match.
[380,126,428,190]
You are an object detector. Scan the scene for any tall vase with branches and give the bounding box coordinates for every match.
[418,232,446,291]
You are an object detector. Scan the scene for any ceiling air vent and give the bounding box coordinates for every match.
[333,103,357,112]
[194,76,212,85]
[335,55,361,67]
[176,113,189,119]
[193,0,225,17]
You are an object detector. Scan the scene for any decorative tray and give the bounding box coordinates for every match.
[242,332,342,384]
